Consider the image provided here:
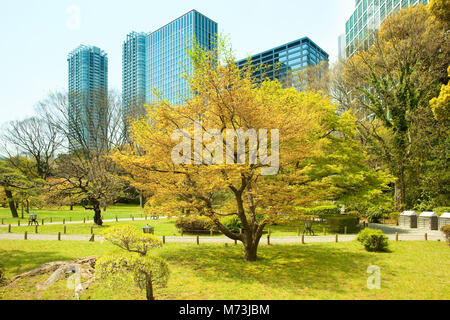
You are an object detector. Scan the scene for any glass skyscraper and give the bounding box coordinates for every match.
[122,32,147,121]
[145,10,218,106]
[345,0,429,58]
[68,45,108,149]
[235,37,329,86]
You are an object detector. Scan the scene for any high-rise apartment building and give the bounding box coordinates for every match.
[338,34,346,61]
[68,45,108,149]
[345,0,429,58]
[122,32,147,121]
[145,10,218,106]
[235,37,329,86]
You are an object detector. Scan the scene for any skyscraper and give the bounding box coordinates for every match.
[338,34,346,61]
[122,32,147,122]
[68,45,108,150]
[235,37,329,87]
[145,10,218,106]
[345,0,429,58]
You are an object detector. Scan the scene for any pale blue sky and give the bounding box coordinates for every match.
[0,0,354,127]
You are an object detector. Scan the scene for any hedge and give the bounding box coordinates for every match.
[302,205,340,216]
[321,215,361,234]
[175,216,217,234]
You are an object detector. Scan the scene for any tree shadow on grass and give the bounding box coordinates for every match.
[158,243,381,296]
[0,249,73,277]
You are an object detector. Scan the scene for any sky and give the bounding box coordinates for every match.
[0,0,355,127]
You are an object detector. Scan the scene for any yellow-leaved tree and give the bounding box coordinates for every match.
[112,39,392,261]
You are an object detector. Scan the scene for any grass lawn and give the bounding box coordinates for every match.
[0,204,144,225]
[0,219,346,237]
[0,240,449,300]
[0,204,357,237]
[0,219,181,236]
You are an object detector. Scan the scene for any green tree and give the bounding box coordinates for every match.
[112,39,392,261]
[430,66,450,122]
[0,159,42,218]
[342,4,449,209]
[97,226,169,300]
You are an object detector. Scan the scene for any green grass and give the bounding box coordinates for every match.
[0,240,449,300]
[0,205,359,236]
[0,219,180,236]
[0,219,347,237]
[0,204,144,225]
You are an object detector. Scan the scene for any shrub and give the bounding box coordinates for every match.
[366,207,388,223]
[98,226,169,300]
[323,215,360,234]
[221,216,242,233]
[96,253,169,300]
[389,212,401,223]
[347,211,361,217]
[101,225,162,256]
[175,215,216,233]
[305,205,340,216]
[441,225,450,244]
[434,207,450,216]
[357,228,389,252]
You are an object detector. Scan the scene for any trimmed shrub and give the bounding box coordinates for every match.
[347,211,361,217]
[357,228,389,252]
[323,215,360,234]
[221,216,242,233]
[441,225,450,244]
[305,205,340,216]
[175,216,217,234]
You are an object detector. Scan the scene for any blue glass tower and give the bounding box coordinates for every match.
[145,10,218,106]
[236,37,329,86]
[122,32,147,120]
[68,45,108,149]
[345,0,429,58]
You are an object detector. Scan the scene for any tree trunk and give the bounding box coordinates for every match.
[244,242,259,262]
[139,191,144,209]
[26,200,30,214]
[5,189,18,218]
[92,200,103,226]
[394,169,406,210]
[145,274,155,300]
[70,204,73,211]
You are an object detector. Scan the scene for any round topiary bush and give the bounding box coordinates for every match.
[356,228,389,252]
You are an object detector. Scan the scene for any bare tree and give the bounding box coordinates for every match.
[1,117,64,180]
[37,90,127,225]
